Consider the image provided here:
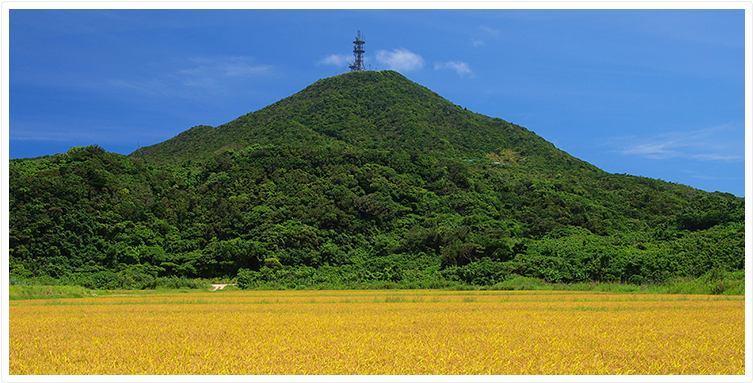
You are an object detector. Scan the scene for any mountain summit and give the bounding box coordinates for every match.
[9,70,744,291]
[132,71,591,172]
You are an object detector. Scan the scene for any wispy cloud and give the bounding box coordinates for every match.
[689,153,745,162]
[108,56,272,98]
[610,124,744,162]
[375,48,424,72]
[318,53,351,67]
[620,142,675,159]
[107,78,170,97]
[10,116,167,143]
[681,169,742,181]
[435,61,473,76]
[471,39,485,47]
[479,25,500,35]
[178,56,271,84]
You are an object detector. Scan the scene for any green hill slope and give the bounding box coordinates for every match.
[132,71,593,173]
[9,71,744,291]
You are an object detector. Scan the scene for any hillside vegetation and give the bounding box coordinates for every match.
[9,71,744,292]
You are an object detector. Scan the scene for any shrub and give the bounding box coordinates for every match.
[490,275,551,291]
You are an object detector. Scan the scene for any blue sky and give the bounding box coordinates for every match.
[7,7,748,196]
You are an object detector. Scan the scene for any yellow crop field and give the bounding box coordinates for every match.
[9,290,745,375]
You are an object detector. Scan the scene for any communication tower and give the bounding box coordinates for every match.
[348,30,366,71]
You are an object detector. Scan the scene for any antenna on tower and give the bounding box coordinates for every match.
[348,30,366,71]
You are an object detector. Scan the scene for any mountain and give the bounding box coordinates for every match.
[9,71,745,291]
[132,71,592,172]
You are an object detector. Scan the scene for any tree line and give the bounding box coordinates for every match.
[9,144,744,291]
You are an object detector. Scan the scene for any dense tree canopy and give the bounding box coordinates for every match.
[10,71,744,290]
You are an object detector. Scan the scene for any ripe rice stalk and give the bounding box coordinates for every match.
[9,290,744,375]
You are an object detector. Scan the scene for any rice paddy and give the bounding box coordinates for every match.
[8,290,745,375]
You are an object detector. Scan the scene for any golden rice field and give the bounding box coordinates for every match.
[9,290,745,375]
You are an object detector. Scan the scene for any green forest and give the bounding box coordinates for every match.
[9,71,745,293]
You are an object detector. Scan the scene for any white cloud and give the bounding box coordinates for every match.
[612,124,744,162]
[107,78,169,96]
[435,61,473,76]
[318,54,351,67]
[479,25,500,35]
[471,39,485,47]
[106,56,273,100]
[375,48,424,72]
[219,62,271,77]
[620,142,677,159]
[10,117,163,143]
[690,153,744,161]
[179,56,271,80]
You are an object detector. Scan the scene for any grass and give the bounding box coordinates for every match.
[8,271,744,301]
[8,284,225,300]
[488,272,746,296]
[8,285,95,300]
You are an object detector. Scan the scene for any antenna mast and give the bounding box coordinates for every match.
[348,30,366,71]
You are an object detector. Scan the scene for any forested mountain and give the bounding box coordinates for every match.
[9,71,744,290]
[132,70,582,166]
